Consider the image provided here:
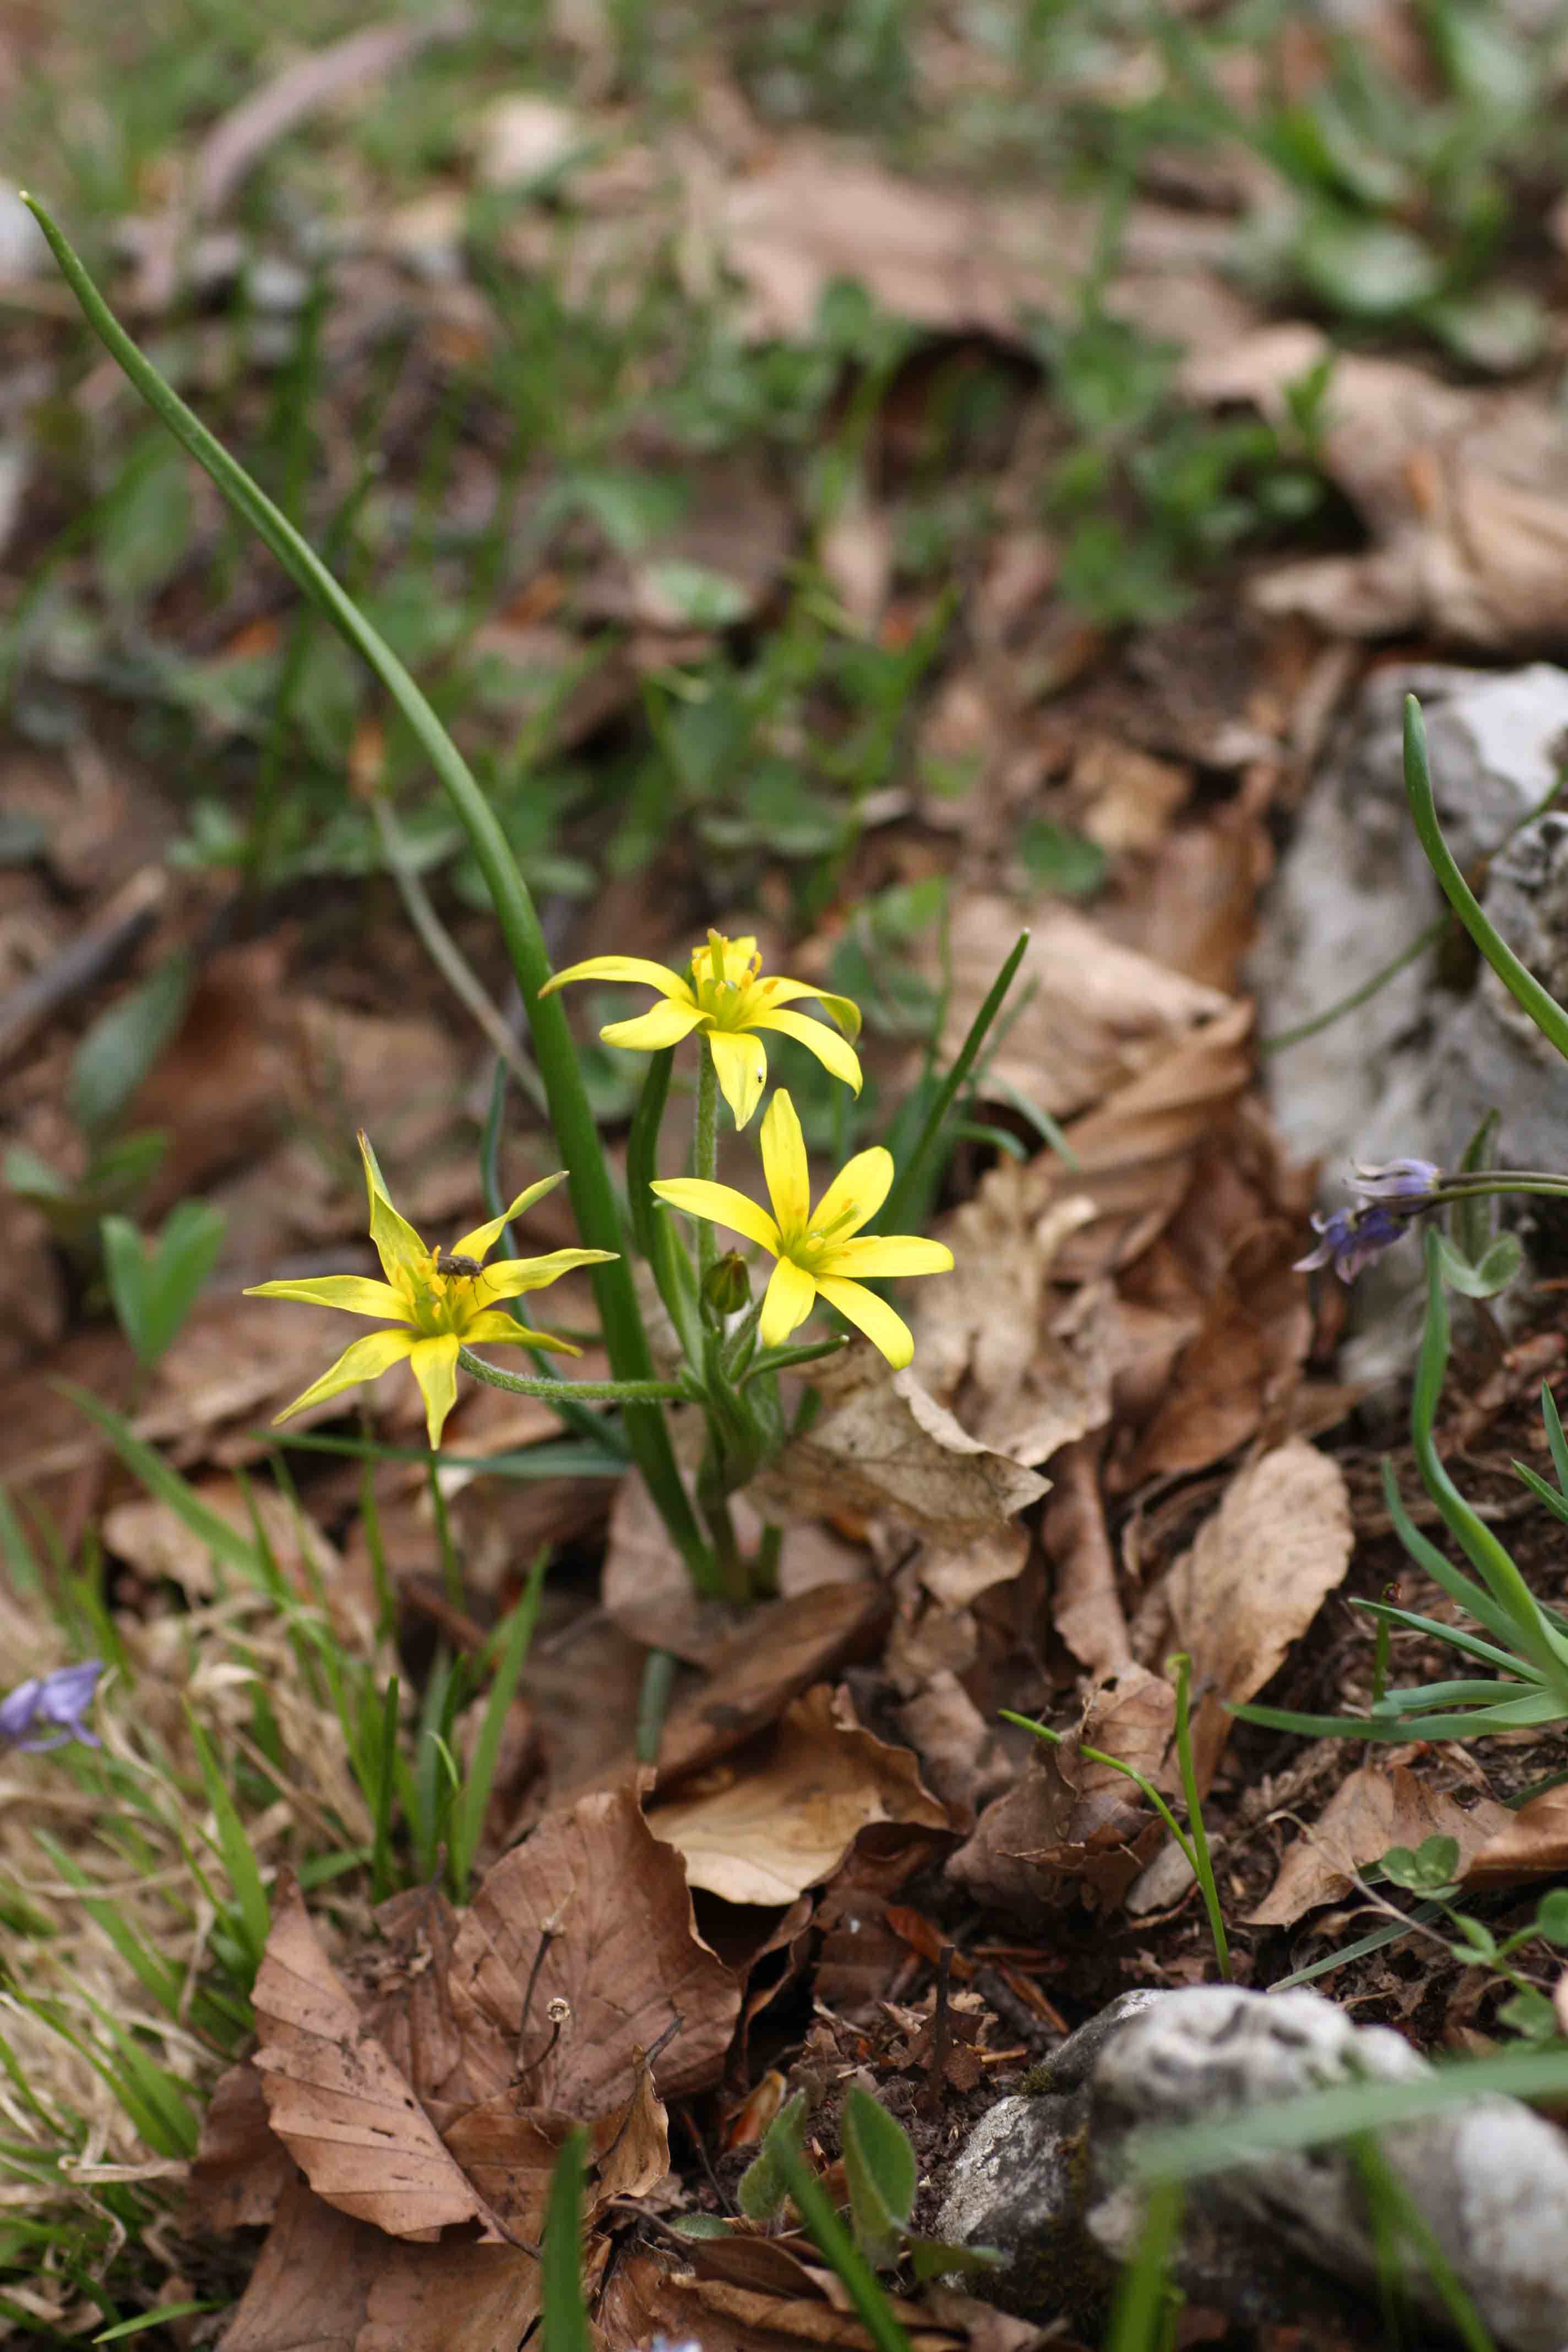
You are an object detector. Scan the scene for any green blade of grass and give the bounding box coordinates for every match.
[23,191,710,1594]
[541,2129,592,2352]
[449,1547,549,1892]
[185,1711,270,1977]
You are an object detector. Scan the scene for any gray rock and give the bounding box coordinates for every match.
[934,1984,1568,2350]
[1253,662,1568,1385]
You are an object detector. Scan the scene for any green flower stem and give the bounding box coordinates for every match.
[23,195,714,1596]
[720,1293,766,1376]
[693,1040,720,1280]
[1404,693,1568,1062]
[455,1349,685,1404]
[1168,1652,1232,1984]
[1002,1708,1230,1977]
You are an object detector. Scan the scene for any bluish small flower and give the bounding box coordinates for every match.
[1295,1202,1407,1283]
[0,1661,104,1752]
[1349,1158,1442,1207]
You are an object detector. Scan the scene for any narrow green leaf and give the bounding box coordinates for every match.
[737,2090,807,2223]
[186,1712,270,1975]
[541,2130,592,2352]
[449,1548,549,1891]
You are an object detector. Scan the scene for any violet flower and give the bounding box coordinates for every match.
[1294,1202,1409,1283]
[0,1660,105,1753]
[1349,1158,1442,1207]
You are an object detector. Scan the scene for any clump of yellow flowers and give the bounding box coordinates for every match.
[249,935,952,1473]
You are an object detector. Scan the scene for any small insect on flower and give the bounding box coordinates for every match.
[244,1134,617,1446]
[0,1660,105,1753]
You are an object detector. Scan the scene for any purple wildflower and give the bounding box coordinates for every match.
[0,1660,105,1753]
[1294,1202,1408,1283]
[1349,1158,1442,1207]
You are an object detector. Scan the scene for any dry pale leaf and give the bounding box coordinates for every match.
[748,1344,1047,1542]
[103,1478,353,1623]
[252,1871,502,2242]
[717,144,1093,342]
[1044,1438,1131,1679]
[1183,326,1568,650]
[1249,1764,1513,1927]
[927,895,1235,1119]
[1460,1784,1568,1890]
[472,92,583,187]
[896,1672,1011,1820]
[913,1172,1112,1468]
[1167,1441,1353,1795]
[216,2179,540,2352]
[439,2064,667,2242]
[649,1683,948,1905]
[443,1781,739,2111]
[1003,998,1256,1286]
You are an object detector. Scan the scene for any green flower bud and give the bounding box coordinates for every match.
[703,1251,752,1316]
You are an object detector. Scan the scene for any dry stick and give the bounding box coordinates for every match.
[514,1923,560,2075]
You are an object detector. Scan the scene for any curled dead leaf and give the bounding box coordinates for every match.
[1249,1763,1512,1928]
[1166,1441,1353,1795]
[649,1683,949,1905]
[1458,1783,1568,1891]
[748,1344,1047,1543]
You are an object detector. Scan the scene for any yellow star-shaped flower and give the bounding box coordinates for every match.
[538,930,862,1129]
[651,1090,951,1368]
[244,1134,616,1445]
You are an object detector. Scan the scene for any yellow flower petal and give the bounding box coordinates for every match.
[449,1170,569,1265]
[600,999,706,1052]
[474,1247,618,1303]
[242,1276,414,1322]
[461,1310,582,1353]
[651,1179,780,1255]
[817,1234,954,1278]
[757,979,862,1039]
[811,1145,893,1239]
[408,1334,461,1447]
[358,1133,428,1283]
[538,955,695,1001]
[750,1006,862,1096]
[273,1327,417,1423]
[760,1090,810,1238]
[759,1255,818,1348]
[814,1276,914,1369]
[707,1027,768,1128]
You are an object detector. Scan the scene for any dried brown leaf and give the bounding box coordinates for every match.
[913,1170,1112,1468]
[929,896,1234,1119]
[1460,1784,1568,1890]
[186,2060,295,2233]
[1183,328,1568,650]
[1249,1764,1512,1926]
[444,1781,739,2111]
[1044,1438,1131,1679]
[749,1344,1047,1542]
[1167,1442,1353,1794]
[348,1885,464,2109]
[216,2180,539,2352]
[252,1871,500,2241]
[654,1579,891,1785]
[649,1683,949,1905]
[946,1668,1173,1923]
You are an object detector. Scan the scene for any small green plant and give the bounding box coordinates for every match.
[739,2088,999,2284]
[1376,1836,1568,2043]
[101,1197,226,1371]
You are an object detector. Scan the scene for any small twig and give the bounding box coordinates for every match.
[514,1923,560,2074]
[372,794,546,1108]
